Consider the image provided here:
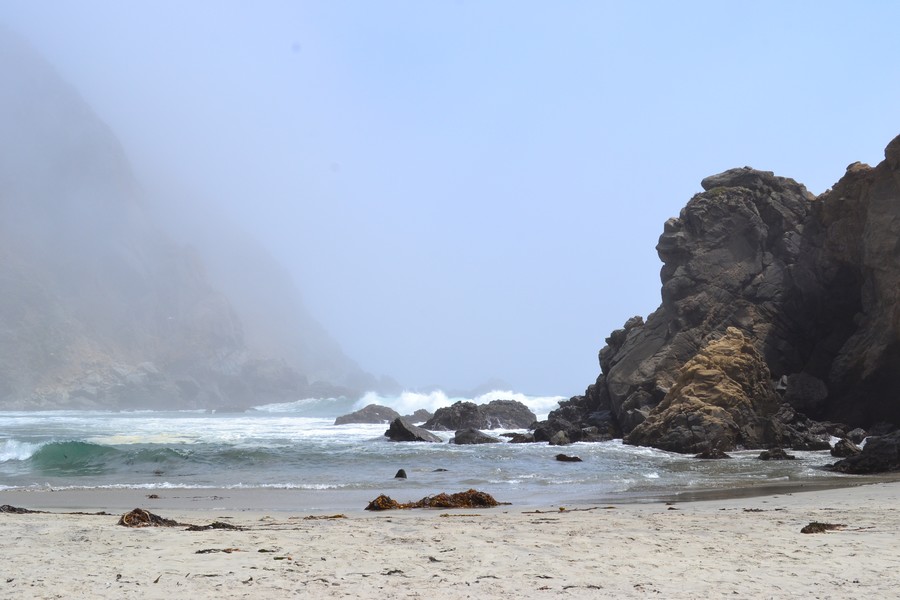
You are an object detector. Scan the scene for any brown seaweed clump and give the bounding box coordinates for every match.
[365,489,500,511]
[185,521,244,531]
[365,495,402,511]
[800,522,845,534]
[0,505,44,514]
[118,508,181,527]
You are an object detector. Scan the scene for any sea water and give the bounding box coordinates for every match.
[0,390,859,508]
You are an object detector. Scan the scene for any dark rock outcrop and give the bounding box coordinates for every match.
[538,134,900,448]
[830,431,900,474]
[450,428,502,445]
[334,404,400,425]
[422,400,535,431]
[846,428,867,444]
[694,448,732,459]
[403,409,433,423]
[830,438,862,459]
[384,418,442,443]
[555,454,583,462]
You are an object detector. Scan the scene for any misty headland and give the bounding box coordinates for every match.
[0,28,394,411]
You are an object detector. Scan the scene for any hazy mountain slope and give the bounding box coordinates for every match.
[0,30,373,409]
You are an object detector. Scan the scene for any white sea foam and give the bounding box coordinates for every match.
[0,439,42,462]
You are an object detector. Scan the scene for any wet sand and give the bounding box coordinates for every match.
[2,482,900,598]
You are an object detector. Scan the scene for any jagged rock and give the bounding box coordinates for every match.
[768,405,834,451]
[422,401,480,430]
[830,438,862,458]
[758,448,796,460]
[384,418,442,443]
[480,399,538,429]
[403,409,433,423]
[624,328,782,453]
[450,428,502,445]
[532,402,619,444]
[334,404,400,425]
[846,428,867,444]
[537,135,900,444]
[422,400,535,431]
[831,431,900,474]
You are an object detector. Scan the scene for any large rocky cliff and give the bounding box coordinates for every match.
[539,134,900,451]
[0,31,374,409]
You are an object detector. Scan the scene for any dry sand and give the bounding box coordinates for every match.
[2,482,900,599]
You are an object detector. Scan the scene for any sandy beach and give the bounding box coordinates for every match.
[2,482,899,599]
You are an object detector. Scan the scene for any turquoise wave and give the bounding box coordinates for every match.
[28,441,189,475]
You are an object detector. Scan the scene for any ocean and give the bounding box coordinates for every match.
[0,390,861,511]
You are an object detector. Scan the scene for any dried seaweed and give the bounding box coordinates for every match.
[118,508,181,527]
[0,505,45,514]
[365,489,501,511]
[800,522,845,534]
[185,521,244,531]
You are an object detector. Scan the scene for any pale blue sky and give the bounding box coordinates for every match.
[3,1,899,395]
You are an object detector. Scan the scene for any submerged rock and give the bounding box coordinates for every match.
[758,448,796,461]
[501,432,535,443]
[694,448,733,459]
[555,454,583,462]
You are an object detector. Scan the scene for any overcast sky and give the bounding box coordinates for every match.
[3,1,899,396]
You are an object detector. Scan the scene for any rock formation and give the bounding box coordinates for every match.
[334,404,401,425]
[831,431,900,474]
[537,134,900,452]
[422,400,536,431]
[384,418,442,443]
[625,328,782,453]
[450,428,502,444]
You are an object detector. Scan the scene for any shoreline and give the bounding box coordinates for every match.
[3,468,897,515]
[2,481,899,598]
